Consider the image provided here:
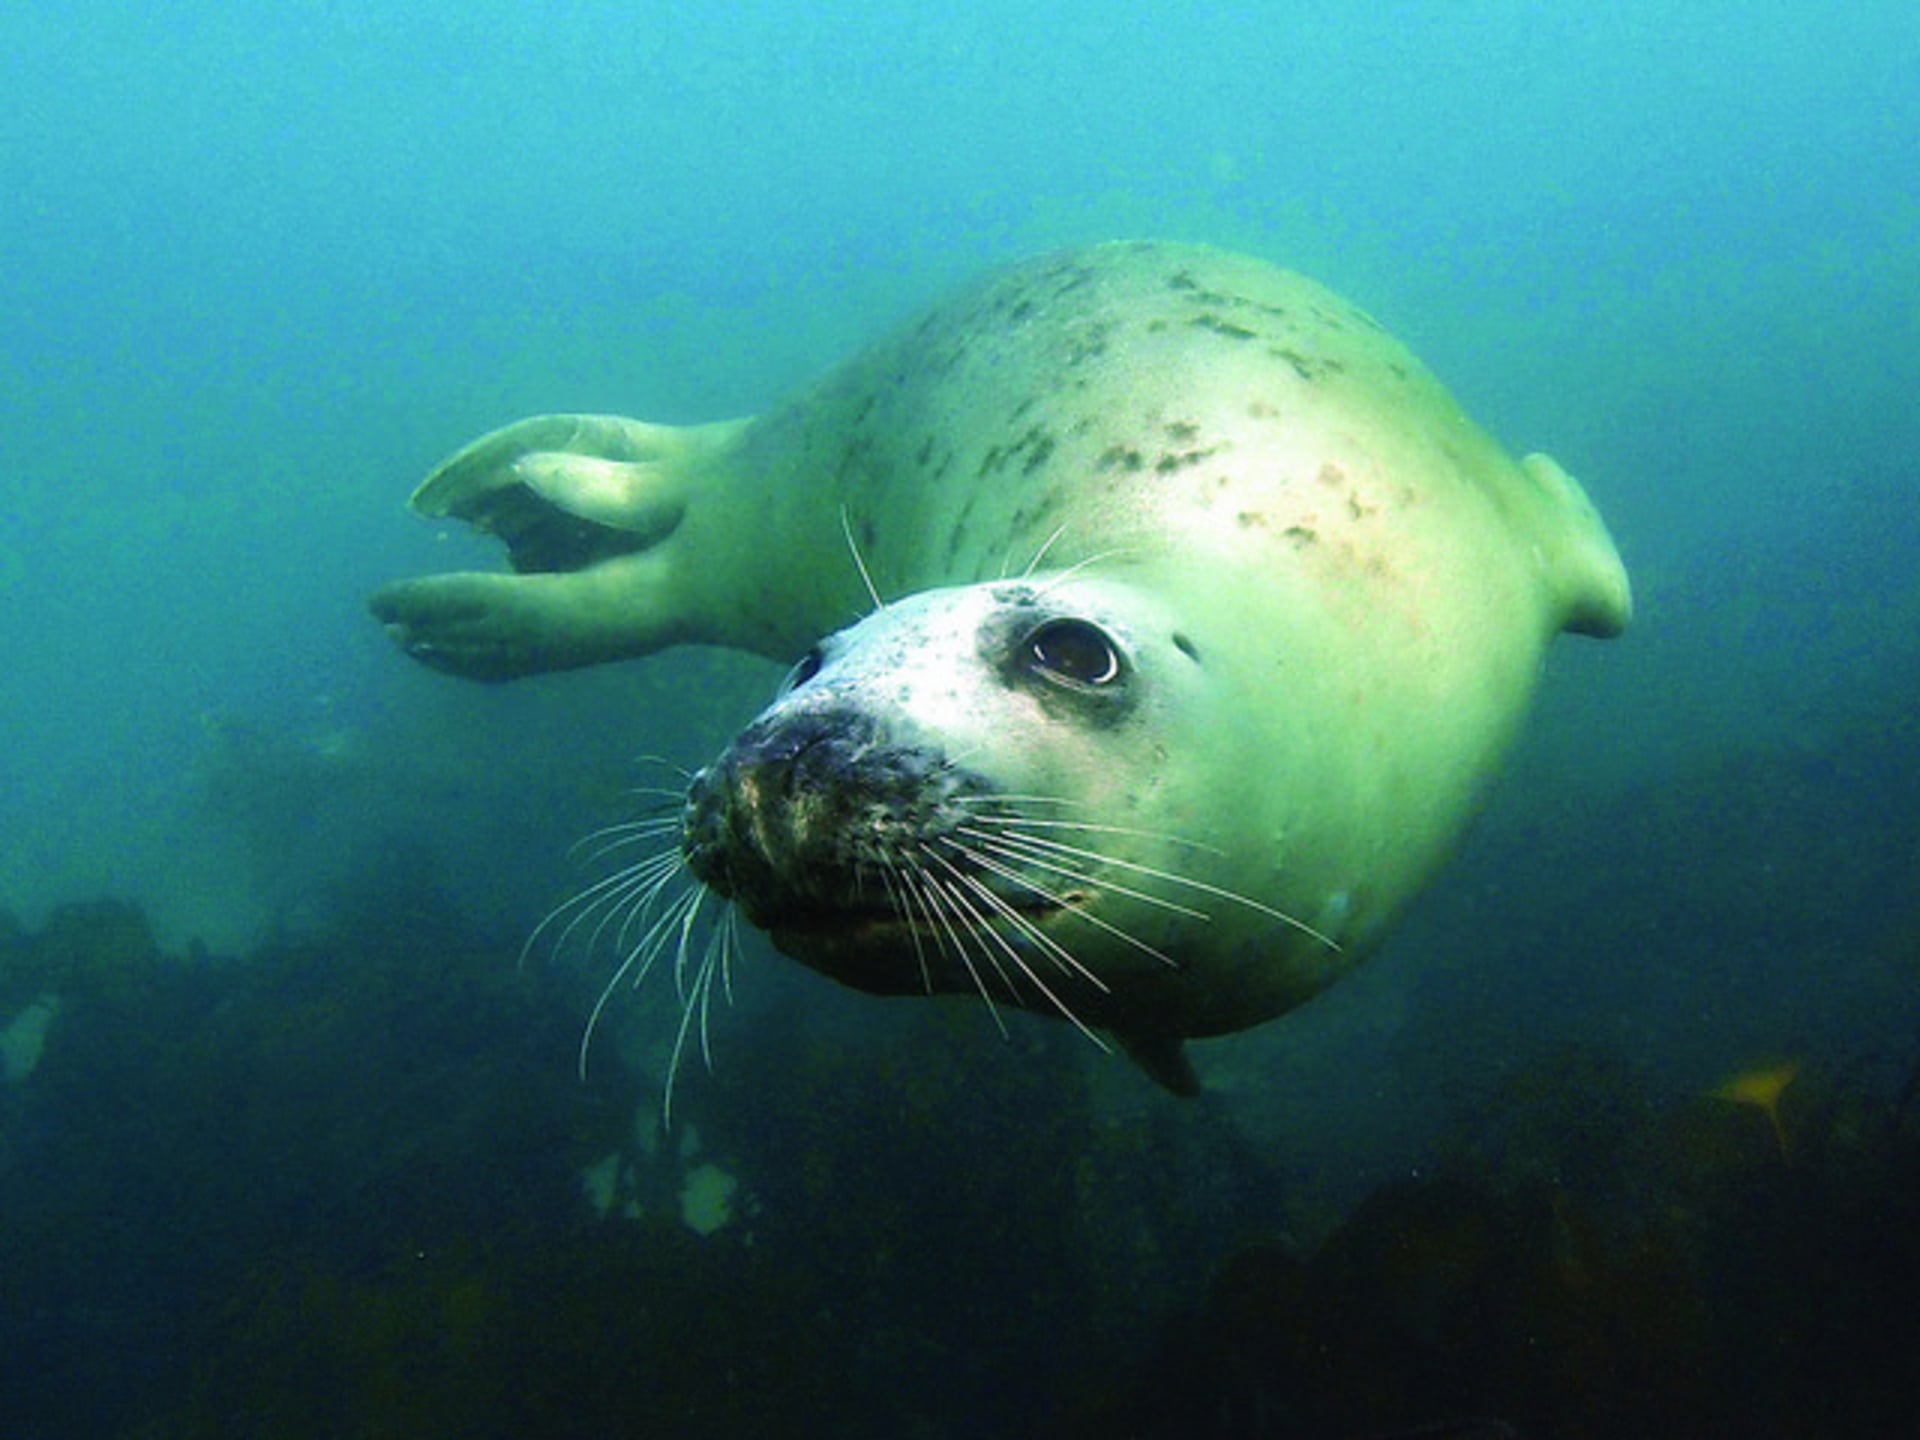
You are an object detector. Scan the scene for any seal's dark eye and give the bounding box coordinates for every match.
[1026,619,1122,688]
[781,646,825,694]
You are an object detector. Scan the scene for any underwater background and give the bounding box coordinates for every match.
[3,2,1916,1436]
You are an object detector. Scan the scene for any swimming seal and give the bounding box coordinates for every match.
[370,241,1631,1093]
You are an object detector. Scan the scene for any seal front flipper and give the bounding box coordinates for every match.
[1116,1031,1201,1098]
[1515,452,1633,640]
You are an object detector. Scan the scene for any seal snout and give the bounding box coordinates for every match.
[680,708,975,928]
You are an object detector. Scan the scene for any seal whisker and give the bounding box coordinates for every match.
[921,849,1111,1050]
[627,766,702,794]
[930,845,1115,992]
[663,903,727,1126]
[571,817,684,870]
[839,503,885,612]
[950,792,1088,808]
[907,862,1015,1006]
[875,863,934,995]
[957,828,1213,923]
[717,906,741,1009]
[692,924,726,1066]
[614,787,694,808]
[961,809,1229,857]
[580,850,683,958]
[1030,547,1132,597]
[608,853,696,959]
[579,879,706,1081]
[562,813,677,865]
[1013,522,1070,579]
[936,834,1181,971]
[896,861,1012,1036]
[519,846,678,969]
[969,826,1340,950]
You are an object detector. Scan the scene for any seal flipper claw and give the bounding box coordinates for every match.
[1117,1031,1201,1097]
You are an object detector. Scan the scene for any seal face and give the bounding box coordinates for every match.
[681,586,1172,974]
[370,240,1633,1092]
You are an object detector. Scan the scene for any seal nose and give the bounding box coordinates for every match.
[679,704,979,924]
[680,710,883,910]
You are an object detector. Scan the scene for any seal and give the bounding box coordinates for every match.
[370,241,1631,1093]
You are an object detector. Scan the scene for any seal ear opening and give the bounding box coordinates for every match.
[1117,1031,1202,1097]
[1518,453,1633,640]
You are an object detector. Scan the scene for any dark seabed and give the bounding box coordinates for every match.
[2,3,1917,1436]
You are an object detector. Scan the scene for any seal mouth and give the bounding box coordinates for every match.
[762,882,1083,1000]
[768,886,1072,940]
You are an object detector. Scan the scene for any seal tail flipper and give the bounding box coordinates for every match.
[1517,453,1633,639]
[1117,1031,1202,1097]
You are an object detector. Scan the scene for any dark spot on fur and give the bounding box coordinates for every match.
[1191,314,1256,341]
[1155,448,1215,474]
[1283,525,1317,546]
[1272,348,1317,382]
[1166,421,1200,443]
[1021,435,1056,476]
[1064,322,1112,364]
[915,435,935,468]
[1236,511,1267,529]
[1098,445,1145,473]
[1167,270,1199,292]
[1172,632,1201,663]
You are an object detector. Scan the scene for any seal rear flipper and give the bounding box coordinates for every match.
[1517,453,1633,639]
[1116,1031,1201,1097]
[408,413,746,573]
[368,558,687,680]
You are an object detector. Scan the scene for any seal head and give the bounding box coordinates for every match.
[678,575,1346,1094]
